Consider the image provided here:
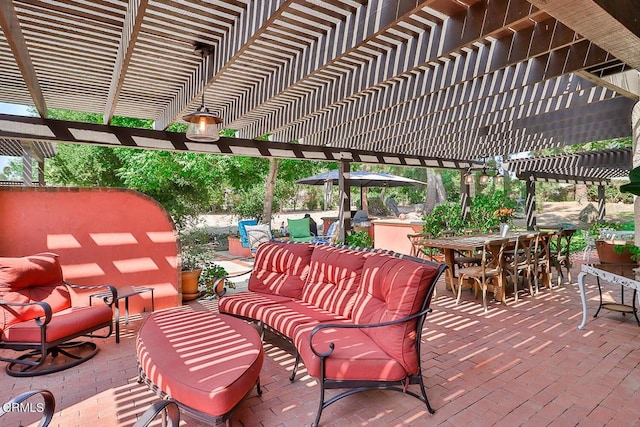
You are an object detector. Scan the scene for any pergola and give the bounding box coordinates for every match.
[1,1,639,234]
[506,147,633,228]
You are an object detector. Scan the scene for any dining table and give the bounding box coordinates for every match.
[420,231,542,303]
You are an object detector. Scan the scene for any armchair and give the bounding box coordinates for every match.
[0,253,116,376]
[238,219,259,248]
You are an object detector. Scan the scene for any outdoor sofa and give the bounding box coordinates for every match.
[217,241,447,426]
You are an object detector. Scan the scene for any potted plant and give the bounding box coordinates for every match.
[200,261,235,298]
[180,247,204,301]
[179,227,213,301]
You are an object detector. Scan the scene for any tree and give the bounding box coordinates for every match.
[262,158,279,224]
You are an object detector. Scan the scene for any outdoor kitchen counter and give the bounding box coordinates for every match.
[373,218,424,255]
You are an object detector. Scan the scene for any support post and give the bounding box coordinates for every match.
[338,160,351,243]
[633,101,640,247]
[460,174,471,222]
[525,174,536,230]
[597,184,606,222]
[21,148,33,186]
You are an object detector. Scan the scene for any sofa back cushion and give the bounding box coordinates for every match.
[301,245,369,318]
[0,253,71,331]
[350,254,440,374]
[248,242,314,298]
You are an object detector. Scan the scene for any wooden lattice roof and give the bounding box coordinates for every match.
[0,1,639,164]
[505,148,632,185]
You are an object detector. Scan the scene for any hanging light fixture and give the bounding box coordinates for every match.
[494,172,504,184]
[463,169,474,185]
[183,43,222,142]
[479,168,490,184]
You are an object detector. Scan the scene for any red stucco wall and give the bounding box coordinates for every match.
[0,187,180,313]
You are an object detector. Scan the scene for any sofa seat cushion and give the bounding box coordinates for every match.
[350,255,440,375]
[248,242,314,298]
[259,300,347,339]
[1,305,113,343]
[297,325,407,381]
[301,246,370,318]
[218,291,293,319]
[136,310,263,418]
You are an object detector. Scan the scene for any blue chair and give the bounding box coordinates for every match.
[238,219,258,248]
[312,221,339,244]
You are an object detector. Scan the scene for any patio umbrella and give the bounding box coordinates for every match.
[296,170,427,211]
[296,170,427,187]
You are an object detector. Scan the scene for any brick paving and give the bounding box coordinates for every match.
[2,253,640,426]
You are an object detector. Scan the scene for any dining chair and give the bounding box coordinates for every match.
[532,231,553,293]
[507,233,537,303]
[407,232,433,259]
[550,228,576,286]
[440,229,482,267]
[455,238,509,311]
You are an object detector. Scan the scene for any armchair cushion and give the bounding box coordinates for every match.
[248,242,314,298]
[2,305,113,343]
[287,217,314,242]
[0,253,71,331]
[0,253,63,290]
[245,224,273,250]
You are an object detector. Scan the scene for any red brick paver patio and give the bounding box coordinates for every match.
[3,254,640,426]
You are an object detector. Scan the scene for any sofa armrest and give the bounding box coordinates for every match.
[308,307,432,358]
[64,282,118,307]
[213,269,253,298]
[0,300,53,327]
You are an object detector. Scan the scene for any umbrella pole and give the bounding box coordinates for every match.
[360,187,364,210]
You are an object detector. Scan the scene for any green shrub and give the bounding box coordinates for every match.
[346,230,374,248]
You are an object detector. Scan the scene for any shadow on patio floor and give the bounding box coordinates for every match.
[2,253,640,426]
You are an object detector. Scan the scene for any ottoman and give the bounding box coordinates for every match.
[136,309,263,423]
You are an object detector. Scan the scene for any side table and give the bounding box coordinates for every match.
[577,264,640,329]
[90,285,154,343]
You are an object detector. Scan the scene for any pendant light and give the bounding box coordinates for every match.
[479,168,490,184]
[183,43,222,142]
[463,169,474,185]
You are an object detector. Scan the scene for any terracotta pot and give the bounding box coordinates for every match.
[181,268,202,302]
[595,240,634,264]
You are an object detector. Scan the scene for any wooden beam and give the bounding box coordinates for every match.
[104,0,149,125]
[0,113,479,169]
[0,1,47,118]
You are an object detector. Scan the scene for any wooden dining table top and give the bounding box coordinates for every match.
[420,231,539,251]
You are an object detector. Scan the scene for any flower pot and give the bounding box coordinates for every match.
[595,240,634,264]
[227,236,251,257]
[181,268,202,302]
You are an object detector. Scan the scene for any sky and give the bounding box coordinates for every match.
[0,103,35,171]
